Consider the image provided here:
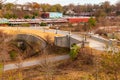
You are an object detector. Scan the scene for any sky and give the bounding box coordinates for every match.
[5,0,119,5]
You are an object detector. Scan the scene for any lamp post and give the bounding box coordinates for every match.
[69,29,71,48]
[55,27,59,34]
[43,27,45,32]
[69,29,71,35]
[84,32,87,41]
[81,34,85,48]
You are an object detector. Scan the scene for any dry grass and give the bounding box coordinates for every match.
[0,27,62,42]
[2,47,113,80]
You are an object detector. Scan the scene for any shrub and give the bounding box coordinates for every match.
[78,48,94,65]
[24,15,31,19]
[100,52,120,80]
[95,29,107,36]
[0,63,3,75]
[9,50,17,60]
[69,44,80,60]
[40,22,47,26]
[21,23,30,27]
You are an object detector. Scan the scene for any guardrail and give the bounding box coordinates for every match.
[88,33,109,43]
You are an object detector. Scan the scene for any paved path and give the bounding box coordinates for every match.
[4,55,70,71]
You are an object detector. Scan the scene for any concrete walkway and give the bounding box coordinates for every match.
[4,55,70,71]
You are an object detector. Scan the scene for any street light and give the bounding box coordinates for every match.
[43,27,45,32]
[55,27,59,34]
[69,29,71,48]
[81,33,86,48]
[69,29,71,35]
[84,32,87,41]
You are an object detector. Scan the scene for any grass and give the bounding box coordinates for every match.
[3,59,94,80]
[4,45,69,64]
[1,47,103,80]
[0,27,62,42]
[3,47,120,80]
[0,27,68,64]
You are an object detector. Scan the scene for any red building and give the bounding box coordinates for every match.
[67,17,90,23]
[41,12,49,18]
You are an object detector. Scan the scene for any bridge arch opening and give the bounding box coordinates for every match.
[9,34,47,59]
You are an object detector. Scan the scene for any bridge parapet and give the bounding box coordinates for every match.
[54,35,89,48]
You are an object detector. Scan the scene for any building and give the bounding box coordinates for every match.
[41,12,63,19]
[66,10,75,16]
[49,12,63,18]
[0,18,9,26]
[8,19,41,27]
[67,17,90,23]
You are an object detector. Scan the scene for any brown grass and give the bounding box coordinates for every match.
[0,27,62,42]
[2,47,112,80]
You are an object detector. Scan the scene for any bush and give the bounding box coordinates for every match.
[100,52,120,80]
[24,15,31,19]
[21,23,30,27]
[69,44,80,60]
[0,63,3,75]
[9,50,17,60]
[40,22,47,26]
[95,29,107,36]
[78,48,94,65]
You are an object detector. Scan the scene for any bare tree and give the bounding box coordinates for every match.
[14,53,23,80]
[38,50,57,80]
[0,31,14,80]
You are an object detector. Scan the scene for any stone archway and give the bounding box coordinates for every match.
[10,34,47,58]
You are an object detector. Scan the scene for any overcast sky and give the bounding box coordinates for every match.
[5,0,119,5]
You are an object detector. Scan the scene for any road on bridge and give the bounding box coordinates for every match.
[30,27,106,51]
